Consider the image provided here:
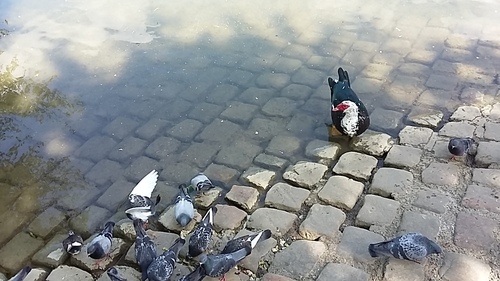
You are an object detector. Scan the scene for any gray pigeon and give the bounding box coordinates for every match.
[448,137,477,165]
[125,195,161,223]
[178,265,206,281]
[107,267,127,281]
[368,232,442,262]
[191,173,215,192]
[188,206,217,258]
[62,230,84,255]
[87,221,115,260]
[146,237,185,281]
[175,184,194,227]
[132,219,157,281]
[221,229,271,254]
[8,266,31,281]
[199,245,252,280]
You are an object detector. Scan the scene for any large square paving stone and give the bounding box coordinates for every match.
[422,162,460,186]
[384,145,422,168]
[318,175,364,210]
[283,161,328,189]
[333,152,378,181]
[27,206,66,239]
[439,253,490,281]
[247,208,297,237]
[0,232,44,274]
[299,204,345,240]
[356,195,400,228]
[269,240,326,279]
[215,140,262,170]
[265,183,310,212]
[195,119,242,143]
[75,135,117,162]
[369,167,413,198]
[337,226,384,264]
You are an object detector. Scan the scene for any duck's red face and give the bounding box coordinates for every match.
[332,102,350,112]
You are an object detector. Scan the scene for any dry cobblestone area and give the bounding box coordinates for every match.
[1,0,500,280]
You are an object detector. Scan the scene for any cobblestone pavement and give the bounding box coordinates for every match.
[1,0,500,280]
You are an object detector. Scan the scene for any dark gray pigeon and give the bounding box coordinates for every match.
[125,195,161,224]
[199,245,252,280]
[107,267,127,281]
[87,221,115,260]
[368,232,442,262]
[175,184,194,227]
[9,266,31,281]
[146,237,185,281]
[178,265,206,281]
[188,206,217,258]
[133,219,157,281]
[221,229,271,254]
[448,137,477,165]
[62,230,84,255]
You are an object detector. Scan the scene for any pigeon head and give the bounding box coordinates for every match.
[68,230,75,236]
[107,267,126,281]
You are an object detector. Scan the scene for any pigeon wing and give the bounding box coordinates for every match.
[129,170,158,198]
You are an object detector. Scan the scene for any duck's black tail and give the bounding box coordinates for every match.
[337,67,350,86]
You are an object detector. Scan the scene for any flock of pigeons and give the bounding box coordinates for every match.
[8,67,479,281]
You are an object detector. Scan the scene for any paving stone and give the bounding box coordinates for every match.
[196,119,242,143]
[385,145,423,168]
[32,233,69,268]
[265,183,310,212]
[239,87,274,106]
[476,141,500,167]
[246,118,285,142]
[216,140,262,170]
[351,131,393,157]
[135,118,170,140]
[95,265,142,281]
[213,204,247,231]
[75,135,117,162]
[422,162,460,186]
[70,237,127,271]
[341,51,372,67]
[188,102,224,124]
[256,73,290,89]
[204,164,240,184]
[145,136,181,160]
[265,135,302,158]
[241,167,276,190]
[220,101,259,125]
[262,273,295,281]
[370,108,404,131]
[398,211,440,240]
[69,205,111,239]
[299,204,345,240]
[305,140,341,162]
[194,186,222,209]
[161,162,200,185]
[281,84,312,100]
[158,206,201,233]
[167,119,204,142]
[406,50,439,65]
[85,159,123,187]
[56,183,100,211]
[114,219,135,241]
[431,140,453,159]
[484,122,500,141]
[125,156,161,183]
[291,67,325,87]
[472,168,500,188]
[286,113,316,136]
[413,189,452,214]
[399,126,434,147]
[0,232,44,274]
[332,152,377,181]
[283,161,328,189]
[108,137,148,162]
[269,240,325,279]
[229,229,277,273]
[154,98,192,121]
[102,116,140,140]
[356,195,400,228]
[425,73,458,91]
[179,142,219,168]
[301,98,329,115]
[45,265,93,281]
[439,253,490,281]
[261,97,300,118]
[407,107,443,128]
[337,226,385,264]
[27,207,66,239]
[124,231,180,264]
[360,63,394,80]
[450,106,482,121]
[370,168,413,197]
[438,122,475,138]
[317,263,369,281]
[372,52,403,65]
[272,57,303,73]
[318,175,364,210]
[96,179,135,211]
[398,63,430,79]
[247,208,297,237]
[462,184,500,213]
[254,154,289,171]
[384,259,425,281]
[206,84,240,104]
[483,102,500,121]
[21,267,48,281]
[225,185,259,212]
[350,77,384,95]
[381,38,412,55]
[454,212,497,252]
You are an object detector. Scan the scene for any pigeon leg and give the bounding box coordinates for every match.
[219,275,226,281]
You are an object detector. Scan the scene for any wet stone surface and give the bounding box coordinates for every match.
[283,161,328,189]
[265,182,310,212]
[333,152,378,181]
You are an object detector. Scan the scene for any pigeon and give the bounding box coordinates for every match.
[62,230,84,255]
[188,206,217,258]
[146,237,185,281]
[87,221,115,260]
[178,265,206,281]
[221,229,272,254]
[129,170,159,207]
[8,266,31,281]
[199,245,252,281]
[125,194,161,223]
[368,232,442,262]
[132,219,157,281]
[328,67,370,137]
[107,267,127,281]
[175,184,195,227]
[191,173,215,192]
[448,137,477,166]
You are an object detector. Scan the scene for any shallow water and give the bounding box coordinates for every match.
[1,0,500,276]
